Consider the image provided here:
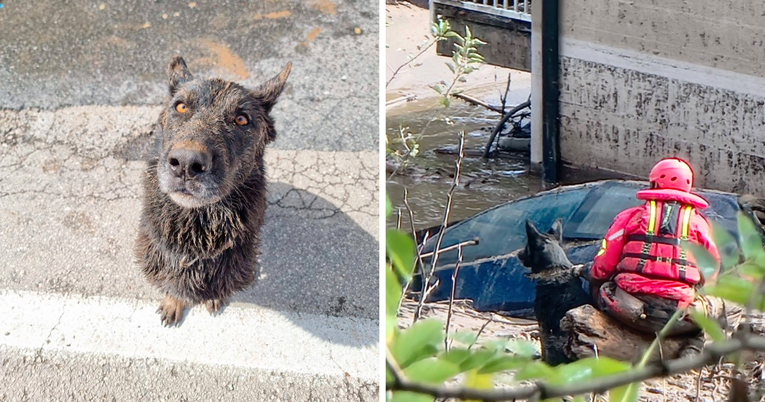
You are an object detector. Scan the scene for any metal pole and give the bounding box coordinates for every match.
[541,0,560,183]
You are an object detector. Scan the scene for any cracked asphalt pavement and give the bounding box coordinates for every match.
[0,0,379,400]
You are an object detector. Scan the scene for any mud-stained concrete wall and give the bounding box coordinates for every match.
[561,0,765,79]
[551,0,765,195]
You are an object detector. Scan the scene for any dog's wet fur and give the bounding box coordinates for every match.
[518,219,590,365]
[136,56,291,326]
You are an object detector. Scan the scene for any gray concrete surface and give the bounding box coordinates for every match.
[0,290,376,401]
[0,0,379,400]
[0,0,377,152]
[0,346,377,401]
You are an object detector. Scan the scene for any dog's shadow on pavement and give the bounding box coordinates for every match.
[230,181,378,347]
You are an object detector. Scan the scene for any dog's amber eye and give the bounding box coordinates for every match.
[235,114,249,126]
[175,103,187,113]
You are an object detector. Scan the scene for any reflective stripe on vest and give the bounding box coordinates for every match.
[634,200,659,274]
[677,205,693,282]
[620,201,698,285]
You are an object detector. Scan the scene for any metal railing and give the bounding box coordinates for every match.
[433,0,532,22]
[471,0,530,14]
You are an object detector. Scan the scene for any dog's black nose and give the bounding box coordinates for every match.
[167,147,211,179]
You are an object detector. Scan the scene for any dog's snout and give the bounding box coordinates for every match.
[167,145,211,179]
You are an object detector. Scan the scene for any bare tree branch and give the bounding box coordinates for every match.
[444,244,464,350]
[414,131,466,322]
[451,93,503,113]
[418,238,479,258]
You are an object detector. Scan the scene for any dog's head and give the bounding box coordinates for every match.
[518,219,572,274]
[156,56,291,208]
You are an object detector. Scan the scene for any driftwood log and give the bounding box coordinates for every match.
[559,305,691,362]
[739,194,765,227]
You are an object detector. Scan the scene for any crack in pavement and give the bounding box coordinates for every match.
[0,106,378,228]
[34,306,66,364]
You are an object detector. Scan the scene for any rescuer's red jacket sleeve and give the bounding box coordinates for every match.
[590,206,642,281]
[690,212,721,282]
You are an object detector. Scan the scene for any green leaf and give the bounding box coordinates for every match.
[683,242,718,280]
[458,349,499,372]
[738,212,764,260]
[448,330,478,346]
[712,223,740,269]
[477,355,528,374]
[404,358,461,384]
[703,275,753,305]
[386,196,393,217]
[387,229,416,281]
[445,62,456,74]
[515,361,557,381]
[554,357,631,384]
[390,319,444,368]
[463,369,493,401]
[689,310,725,342]
[386,268,401,342]
[440,348,471,366]
[505,340,538,359]
[610,383,639,402]
[738,261,765,280]
[429,84,443,95]
[481,338,508,353]
[389,391,433,402]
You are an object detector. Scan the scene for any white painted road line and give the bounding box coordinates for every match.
[0,290,378,381]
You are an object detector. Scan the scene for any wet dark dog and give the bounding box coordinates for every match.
[135,56,291,326]
[518,219,590,365]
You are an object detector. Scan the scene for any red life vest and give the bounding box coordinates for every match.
[615,200,704,286]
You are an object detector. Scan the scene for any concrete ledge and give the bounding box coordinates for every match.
[561,38,765,99]
[0,290,378,381]
[0,345,377,401]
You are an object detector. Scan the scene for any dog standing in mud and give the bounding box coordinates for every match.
[135,56,291,326]
[518,219,590,365]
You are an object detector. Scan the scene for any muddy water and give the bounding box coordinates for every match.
[386,102,543,230]
[386,102,632,230]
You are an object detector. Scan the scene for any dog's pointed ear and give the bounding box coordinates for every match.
[253,62,292,113]
[168,56,194,95]
[525,220,543,244]
[550,219,564,243]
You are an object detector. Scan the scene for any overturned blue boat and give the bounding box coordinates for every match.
[417,180,755,318]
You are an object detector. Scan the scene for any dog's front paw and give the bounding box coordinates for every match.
[205,298,228,316]
[157,295,187,327]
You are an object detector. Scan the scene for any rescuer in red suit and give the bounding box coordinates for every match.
[586,158,721,335]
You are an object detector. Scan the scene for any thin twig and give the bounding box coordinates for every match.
[694,366,704,402]
[414,131,466,322]
[398,191,427,311]
[403,188,417,243]
[500,73,512,115]
[444,245,464,350]
[386,39,438,88]
[470,315,495,351]
[387,333,765,401]
[419,238,479,258]
[451,93,503,113]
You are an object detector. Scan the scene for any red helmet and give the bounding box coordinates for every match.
[648,158,694,192]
